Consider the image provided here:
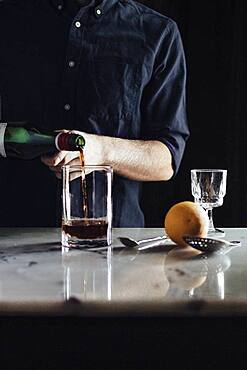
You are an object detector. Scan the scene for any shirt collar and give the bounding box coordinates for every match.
[50,0,120,15]
[98,0,120,14]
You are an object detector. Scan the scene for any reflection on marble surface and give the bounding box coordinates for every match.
[62,244,170,302]
[62,247,112,302]
[0,227,246,315]
[164,246,231,300]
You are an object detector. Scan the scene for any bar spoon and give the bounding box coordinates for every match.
[183,236,241,254]
[118,235,168,250]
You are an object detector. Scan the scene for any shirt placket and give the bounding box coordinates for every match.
[61,8,87,129]
[61,2,104,129]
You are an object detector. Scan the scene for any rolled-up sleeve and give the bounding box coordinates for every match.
[141,20,189,175]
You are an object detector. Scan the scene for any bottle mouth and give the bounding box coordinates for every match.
[75,136,85,149]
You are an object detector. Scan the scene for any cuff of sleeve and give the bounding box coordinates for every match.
[156,137,186,177]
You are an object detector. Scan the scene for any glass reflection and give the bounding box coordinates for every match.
[62,246,113,301]
[164,246,231,300]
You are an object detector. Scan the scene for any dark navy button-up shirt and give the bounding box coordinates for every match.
[0,0,189,227]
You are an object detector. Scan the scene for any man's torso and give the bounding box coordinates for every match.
[0,0,172,226]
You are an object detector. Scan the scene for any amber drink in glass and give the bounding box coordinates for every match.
[62,165,112,248]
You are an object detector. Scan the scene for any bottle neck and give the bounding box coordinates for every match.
[55,132,85,151]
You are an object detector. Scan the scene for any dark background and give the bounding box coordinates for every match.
[140,0,247,228]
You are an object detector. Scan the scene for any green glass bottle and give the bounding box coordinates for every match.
[0,122,85,160]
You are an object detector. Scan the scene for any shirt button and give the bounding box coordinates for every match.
[64,104,71,111]
[68,61,75,68]
[57,4,63,10]
[95,8,102,17]
[75,21,81,28]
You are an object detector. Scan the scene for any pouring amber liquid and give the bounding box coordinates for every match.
[62,149,108,243]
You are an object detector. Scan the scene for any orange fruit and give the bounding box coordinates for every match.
[164,201,209,247]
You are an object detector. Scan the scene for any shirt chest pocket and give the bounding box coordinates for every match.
[88,56,140,119]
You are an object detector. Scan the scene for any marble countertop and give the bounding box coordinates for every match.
[0,227,247,316]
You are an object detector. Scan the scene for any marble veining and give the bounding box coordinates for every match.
[0,227,247,316]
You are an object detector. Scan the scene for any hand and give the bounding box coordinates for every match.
[41,130,105,179]
[41,150,81,179]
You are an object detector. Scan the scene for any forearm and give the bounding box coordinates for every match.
[83,133,174,181]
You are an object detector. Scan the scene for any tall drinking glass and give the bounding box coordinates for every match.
[191,169,227,235]
[62,165,113,248]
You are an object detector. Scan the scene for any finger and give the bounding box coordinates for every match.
[41,151,67,166]
[51,166,82,181]
[54,129,70,133]
[51,152,81,168]
[70,129,84,136]
[55,172,62,179]
[62,156,81,166]
[49,166,60,173]
[48,166,62,179]
[48,156,81,175]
